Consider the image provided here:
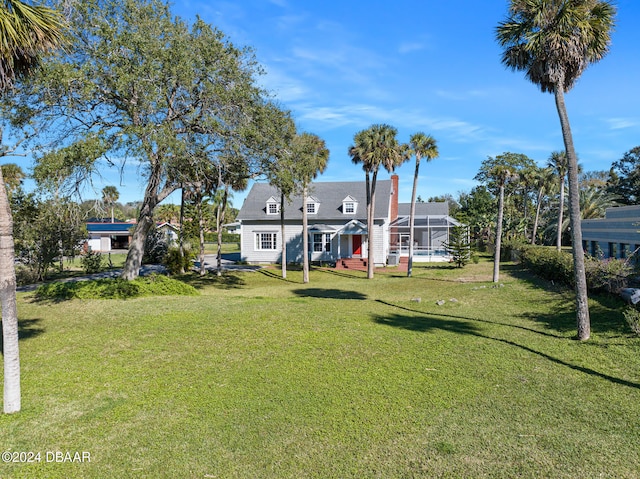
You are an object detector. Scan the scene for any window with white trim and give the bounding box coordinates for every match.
[312,233,331,252]
[306,202,317,214]
[267,202,280,215]
[255,232,277,250]
[342,196,358,214]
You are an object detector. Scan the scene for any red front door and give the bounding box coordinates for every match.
[352,235,362,256]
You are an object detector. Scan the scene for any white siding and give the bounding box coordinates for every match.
[241,219,390,265]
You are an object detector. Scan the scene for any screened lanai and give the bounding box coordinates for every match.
[389,203,464,262]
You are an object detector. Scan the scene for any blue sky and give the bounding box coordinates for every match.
[14,1,640,207]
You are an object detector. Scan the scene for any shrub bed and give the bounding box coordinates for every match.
[35,274,199,300]
[517,245,633,294]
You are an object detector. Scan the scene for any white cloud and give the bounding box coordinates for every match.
[398,42,426,54]
[605,117,639,130]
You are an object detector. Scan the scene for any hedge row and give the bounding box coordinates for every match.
[517,244,634,295]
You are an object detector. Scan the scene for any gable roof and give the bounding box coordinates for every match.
[237,180,393,222]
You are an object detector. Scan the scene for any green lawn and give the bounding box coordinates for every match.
[2,258,640,478]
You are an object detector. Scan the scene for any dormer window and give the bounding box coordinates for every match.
[306,197,319,215]
[342,196,358,214]
[266,197,280,215]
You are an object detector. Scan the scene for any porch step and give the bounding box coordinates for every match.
[336,258,367,271]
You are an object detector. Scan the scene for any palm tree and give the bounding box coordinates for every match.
[531,166,554,245]
[293,133,329,284]
[0,0,65,414]
[496,0,615,341]
[349,124,405,279]
[101,185,119,223]
[407,133,438,278]
[548,151,568,251]
[547,185,619,239]
[490,165,517,283]
[1,163,25,198]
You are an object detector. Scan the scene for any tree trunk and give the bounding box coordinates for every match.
[121,162,175,280]
[302,186,309,283]
[280,192,287,279]
[366,170,378,279]
[197,186,206,276]
[0,167,20,413]
[557,176,565,251]
[531,187,543,245]
[555,85,590,341]
[216,187,228,277]
[178,186,186,275]
[121,211,154,281]
[407,155,420,277]
[493,183,505,283]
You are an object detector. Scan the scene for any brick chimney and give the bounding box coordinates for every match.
[390,174,399,223]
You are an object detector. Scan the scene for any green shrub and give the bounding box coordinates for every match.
[517,245,632,294]
[15,265,39,286]
[80,249,104,274]
[518,245,574,286]
[35,274,198,300]
[623,307,640,336]
[584,257,632,294]
[143,227,169,264]
[164,243,195,275]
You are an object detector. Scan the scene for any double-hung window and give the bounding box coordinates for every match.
[256,232,277,251]
[312,233,331,252]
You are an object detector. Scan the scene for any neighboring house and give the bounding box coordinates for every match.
[224,221,241,234]
[157,222,179,245]
[86,220,180,252]
[86,220,136,252]
[237,175,462,266]
[581,205,640,259]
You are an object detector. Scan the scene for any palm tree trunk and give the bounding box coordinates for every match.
[280,192,287,279]
[531,187,544,245]
[0,167,20,413]
[554,85,590,341]
[557,178,565,251]
[367,170,378,279]
[493,183,505,283]
[407,156,420,277]
[302,186,309,283]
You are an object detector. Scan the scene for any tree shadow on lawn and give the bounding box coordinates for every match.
[258,269,301,283]
[179,272,246,290]
[0,318,45,355]
[293,288,368,300]
[374,300,640,390]
[502,263,631,337]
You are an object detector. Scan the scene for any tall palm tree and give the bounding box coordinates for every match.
[349,124,405,279]
[531,166,554,245]
[407,133,438,278]
[548,151,568,251]
[491,165,517,283]
[0,0,65,414]
[293,132,329,284]
[101,185,119,223]
[496,0,615,341]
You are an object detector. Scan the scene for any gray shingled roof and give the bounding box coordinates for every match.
[397,202,449,216]
[237,180,392,221]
